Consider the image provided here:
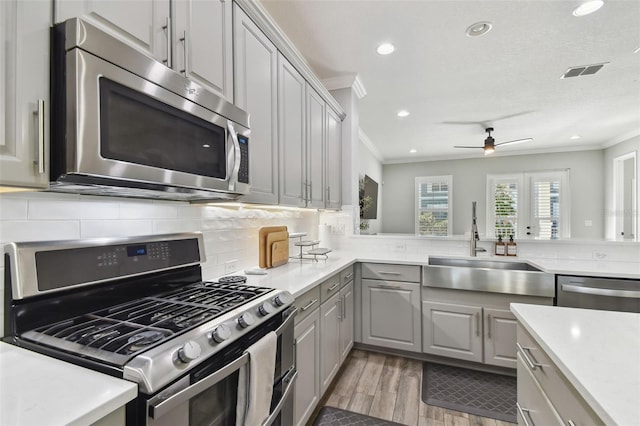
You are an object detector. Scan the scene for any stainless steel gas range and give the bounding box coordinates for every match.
[2,233,296,425]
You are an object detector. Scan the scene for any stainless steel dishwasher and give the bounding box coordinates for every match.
[557,275,640,313]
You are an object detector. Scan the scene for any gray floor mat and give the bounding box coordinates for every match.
[421,362,517,423]
[313,406,404,426]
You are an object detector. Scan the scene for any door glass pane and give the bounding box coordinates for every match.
[100,78,226,179]
[532,179,561,239]
[494,182,518,238]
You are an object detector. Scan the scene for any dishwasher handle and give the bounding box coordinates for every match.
[561,284,640,299]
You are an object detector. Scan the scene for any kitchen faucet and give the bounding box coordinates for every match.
[470,201,486,256]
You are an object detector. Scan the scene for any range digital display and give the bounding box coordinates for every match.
[127,245,147,257]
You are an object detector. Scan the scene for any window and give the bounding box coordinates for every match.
[415,175,452,236]
[487,171,570,240]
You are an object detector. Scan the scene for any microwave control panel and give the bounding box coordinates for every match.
[238,135,249,184]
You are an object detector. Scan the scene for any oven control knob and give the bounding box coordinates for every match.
[237,312,256,328]
[258,303,275,316]
[273,293,293,307]
[177,341,201,363]
[209,324,232,344]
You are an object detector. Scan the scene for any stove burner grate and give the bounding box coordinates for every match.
[217,275,248,284]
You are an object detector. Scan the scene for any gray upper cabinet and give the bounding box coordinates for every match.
[54,0,170,62]
[361,279,422,352]
[305,85,326,208]
[56,0,233,101]
[173,0,233,101]
[325,107,342,209]
[1,0,50,189]
[233,4,279,204]
[278,54,306,207]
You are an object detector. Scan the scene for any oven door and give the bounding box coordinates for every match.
[146,310,296,426]
[60,48,249,194]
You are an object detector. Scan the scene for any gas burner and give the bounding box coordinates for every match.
[217,275,247,284]
[124,330,168,354]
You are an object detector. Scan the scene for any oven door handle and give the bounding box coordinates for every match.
[149,352,250,419]
[262,369,298,426]
[561,284,640,298]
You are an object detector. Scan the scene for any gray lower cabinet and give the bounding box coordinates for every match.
[422,300,483,363]
[293,306,321,426]
[517,353,564,425]
[361,279,421,352]
[319,291,341,394]
[484,308,517,368]
[339,281,354,363]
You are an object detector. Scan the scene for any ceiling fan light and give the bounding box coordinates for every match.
[484,146,495,155]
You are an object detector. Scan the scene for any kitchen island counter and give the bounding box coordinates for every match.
[0,342,137,426]
[510,303,640,426]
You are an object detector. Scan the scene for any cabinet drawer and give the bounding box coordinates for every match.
[295,286,320,324]
[320,273,341,303]
[517,353,563,426]
[361,263,420,282]
[340,266,354,286]
[517,326,604,426]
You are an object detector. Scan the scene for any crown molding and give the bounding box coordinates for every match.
[359,129,384,162]
[237,0,345,119]
[322,74,367,99]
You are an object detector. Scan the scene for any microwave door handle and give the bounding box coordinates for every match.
[227,121,241,192]
[262,369,298,426]
[149,352,250,419]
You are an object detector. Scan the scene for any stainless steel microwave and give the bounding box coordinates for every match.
[50,18,250,201]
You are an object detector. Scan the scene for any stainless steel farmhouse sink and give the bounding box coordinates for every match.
[423,257,554,297]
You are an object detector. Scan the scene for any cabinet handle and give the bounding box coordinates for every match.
[303,180,308,203]
[309,181,313,201]
[342,295,346,320]
[567,421,577,426]
[337,298,342,320]
[162,17,172,68]
[378,271,401,276]
[327,282,339,292]
[179,30,188,76]
[344,272,353,281]
[516,403,533,426]
[34,99,45,174]
[301,298,318,312]
[487,314,492,339]
[326,186,330,204]
[517,343,543,370]
[475,312,480,337]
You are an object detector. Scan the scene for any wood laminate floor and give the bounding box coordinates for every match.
[319,349,517,426]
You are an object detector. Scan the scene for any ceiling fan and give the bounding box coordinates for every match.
[454,127,533,155]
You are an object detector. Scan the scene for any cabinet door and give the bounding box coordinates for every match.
[233,5,278,204]
[0,0,50,188]
[362,279,421,352]
[422,300,483,363]
[55,0,170,62]
[517,354,564,426]
[325,107,342,209]
[294,308,321,426]
[305,85,325,208]
[339,281,354,363]
[278,54,306,207]
[319,292,340,394]
[484,308,517,368]
[173,0,233,100]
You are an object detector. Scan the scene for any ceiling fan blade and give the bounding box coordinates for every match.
[495,138,533,147]
[453,145,484,149]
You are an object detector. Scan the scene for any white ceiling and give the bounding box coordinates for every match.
[259,0,640,163]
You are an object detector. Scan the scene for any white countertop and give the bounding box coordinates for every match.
[0,342,137,426]
[510,304,640,426]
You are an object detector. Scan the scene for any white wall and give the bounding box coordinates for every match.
[358,139,383,234]
[604,135,640,240]
[381,149,604,239]
[0,192,319,337]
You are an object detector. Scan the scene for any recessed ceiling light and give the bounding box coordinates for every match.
[634,47,640,54]
[572,0,604,17]
[397,110,410,117]
[570,135,581,140]
[376,43,395,55]
[409,149,417,154]
[465,22,493,37]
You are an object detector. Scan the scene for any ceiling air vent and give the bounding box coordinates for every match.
[561,63,608,78]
